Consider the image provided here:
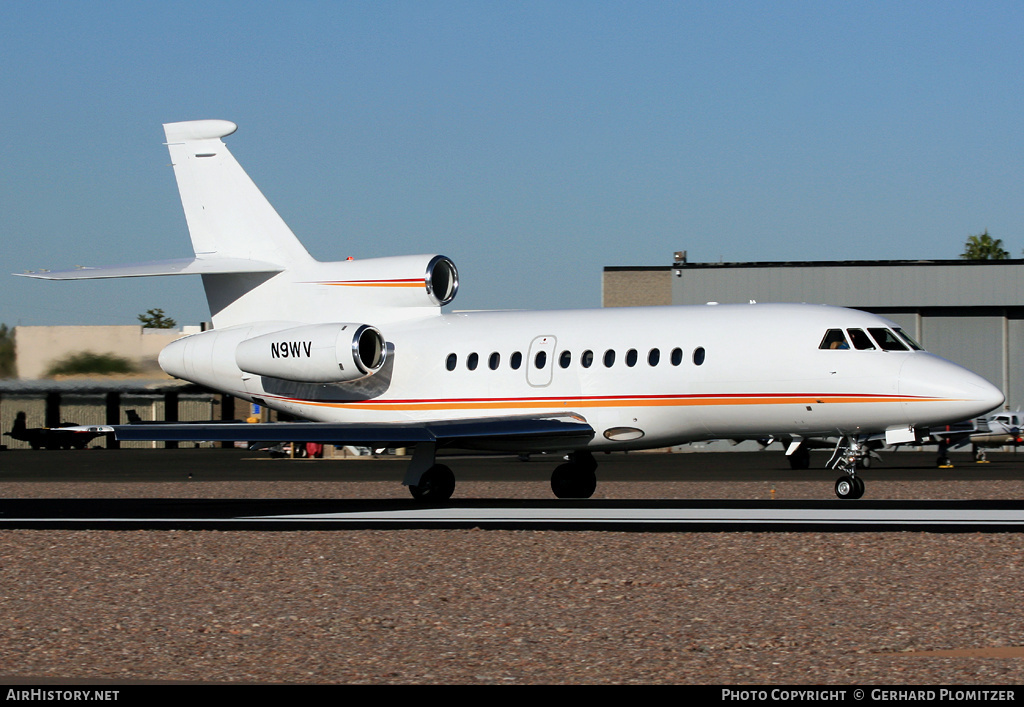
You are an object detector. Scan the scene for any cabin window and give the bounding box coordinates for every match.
[559,350,572,368]
[467,352,479,371]
[446,353,457,371]
[671,348,683,366]
[819,329,850,350]
[581,350,594,368]
[648,348,660,366]
[693,347,705,366]
[489,352,500,370]
[894,327,923,350]
[626,349,638,367]
[535,351,548,369]
[510,351,523,370]
[847,329,875,350]
[604,349,616,367]
[868,328,908,351]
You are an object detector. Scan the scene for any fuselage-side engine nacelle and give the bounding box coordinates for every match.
[235,323,386,383]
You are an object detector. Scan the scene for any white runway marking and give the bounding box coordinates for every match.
[5,500,1024,529]
[248,505,1024,527]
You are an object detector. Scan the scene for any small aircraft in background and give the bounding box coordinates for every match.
[927,410,1023,464]
[19,120,1005,500]
[4,411,102,450]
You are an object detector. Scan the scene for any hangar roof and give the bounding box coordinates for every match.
[606,258,1024,310]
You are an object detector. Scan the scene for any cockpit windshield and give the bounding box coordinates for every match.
[868,328,909,351]
[819,326,921,352]
[893,327,923,350]
[846,328,875,350]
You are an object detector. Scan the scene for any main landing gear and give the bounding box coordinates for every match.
[408,463,456,502]
[550,452,598,499]
[403,444,599,502]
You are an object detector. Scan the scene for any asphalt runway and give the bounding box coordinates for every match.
[3,447,1024,686]
[1,447,1023,530]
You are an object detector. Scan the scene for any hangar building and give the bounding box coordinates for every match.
[603,256,1024,411]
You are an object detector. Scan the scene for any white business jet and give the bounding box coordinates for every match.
[19,120,1004,501]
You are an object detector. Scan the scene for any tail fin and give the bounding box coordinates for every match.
[20,121,455,330]
[163,120,313,267]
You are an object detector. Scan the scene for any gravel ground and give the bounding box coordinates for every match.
[1,477,1024,685]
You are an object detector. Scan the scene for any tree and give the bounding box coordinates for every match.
[961,230,1009,260]
[0,324,14,378]
[137,308,177,329]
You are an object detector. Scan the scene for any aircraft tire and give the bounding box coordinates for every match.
[409,464,456,502]
[852,475,865,499]
[550,463,597,499]
[835,476,860,500]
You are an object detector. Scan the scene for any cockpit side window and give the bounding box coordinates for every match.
[868,328,909,351]
[819,329,850,350]
[893,327,923,350]
[846,328,875,350]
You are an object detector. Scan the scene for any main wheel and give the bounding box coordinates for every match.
[550,463,597,499]
[409,464,456,502]
[788,447,811,470]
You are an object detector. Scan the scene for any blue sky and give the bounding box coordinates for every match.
[3,1,1023,326]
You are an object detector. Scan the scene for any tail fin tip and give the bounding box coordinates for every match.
[163,120,238,142]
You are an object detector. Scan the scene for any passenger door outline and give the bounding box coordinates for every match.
[526,335,557,387]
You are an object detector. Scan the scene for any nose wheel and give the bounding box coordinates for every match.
[834,474,865,499]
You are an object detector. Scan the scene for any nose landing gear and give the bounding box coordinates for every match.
[830,436,867,499]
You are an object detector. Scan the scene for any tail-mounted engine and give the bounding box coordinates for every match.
[235,322,386,383]
[424,255,459,306]
[301,254,459,314]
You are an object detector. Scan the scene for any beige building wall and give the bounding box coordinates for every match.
[602,269,671,308]
[14,326,197,379]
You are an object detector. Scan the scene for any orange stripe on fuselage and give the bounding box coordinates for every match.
[266,392,957,412]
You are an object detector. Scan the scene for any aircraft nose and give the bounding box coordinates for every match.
[899,354,1004,425]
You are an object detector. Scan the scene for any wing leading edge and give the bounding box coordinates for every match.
[79,413,595,453]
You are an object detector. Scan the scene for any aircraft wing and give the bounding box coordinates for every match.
[16,257,283,280]
[74,413,595,452]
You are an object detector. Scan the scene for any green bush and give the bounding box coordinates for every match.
[45,351,137,376]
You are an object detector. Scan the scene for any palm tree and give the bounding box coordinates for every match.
[961,230,1009,260]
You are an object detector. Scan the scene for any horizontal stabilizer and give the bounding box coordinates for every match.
[69,414,596,452]
[17,257,283,280]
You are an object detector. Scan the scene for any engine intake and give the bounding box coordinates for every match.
[235,323,386,383]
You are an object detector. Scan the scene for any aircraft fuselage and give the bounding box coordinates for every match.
[159,302,1001,454]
